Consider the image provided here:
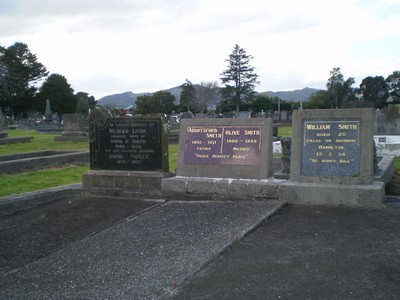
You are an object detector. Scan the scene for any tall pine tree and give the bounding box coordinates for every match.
[220,44,259,115]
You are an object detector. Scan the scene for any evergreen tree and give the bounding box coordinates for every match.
[135,91,176,114]
[220,44,259,115]
[386,71,400,103]
[36,74,77,114]
[180,79,195,112]
[326,67,355,108]
[359,76,388,109]
[0,42,48,117]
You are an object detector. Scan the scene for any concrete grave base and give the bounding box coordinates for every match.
[162,176,284,201]
[54,135,88,142]
[82,170,174,197]
[0,136,33,145]
[279,180,385,208]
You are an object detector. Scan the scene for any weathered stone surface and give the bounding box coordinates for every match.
[280,137,291,174]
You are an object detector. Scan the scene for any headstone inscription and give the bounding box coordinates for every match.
[290,108,374,185]
[301,120,360,177]
[89,113,169,172]
[176,118,273,179]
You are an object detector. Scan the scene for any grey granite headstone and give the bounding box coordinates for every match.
[279,108,385,208]
[54,113,87,141]
[290,109,374,185]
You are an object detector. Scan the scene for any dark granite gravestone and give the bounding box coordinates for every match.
[300,120,360,177]
[279,108,385,208]
[89,116,168,172]
[83,107,171,197]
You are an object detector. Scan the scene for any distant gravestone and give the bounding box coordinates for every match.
[0,110,7,139]
[279,108,385,207]
[163,118,277,200]
[54,113,87,141]
[44,99,53,123]
[83,108,171,196]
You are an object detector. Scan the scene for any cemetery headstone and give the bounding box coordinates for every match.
[89,115,168,172]
[163,118,277,200]
[54,113,88,141]
[83,107,171,197]
[44,99,53,123]
[177,118,273,179]
[0,110,6,139]
[279,108,385,207]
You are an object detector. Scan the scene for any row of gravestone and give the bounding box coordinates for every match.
[84,107,388,207]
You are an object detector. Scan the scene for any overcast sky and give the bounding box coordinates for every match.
[1,0,399,99]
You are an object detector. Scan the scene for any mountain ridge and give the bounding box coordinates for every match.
[97,87,321,107]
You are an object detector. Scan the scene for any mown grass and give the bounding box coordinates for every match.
[0,129,180,197]
[0,165,90,197]
[0,130,88,155]
[277,126,292,137]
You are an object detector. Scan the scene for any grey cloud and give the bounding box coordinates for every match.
[1,0,199,36]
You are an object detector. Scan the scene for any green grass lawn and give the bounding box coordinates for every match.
[0,129,180,197]
[277,126,292,137]
[0,130,88,155]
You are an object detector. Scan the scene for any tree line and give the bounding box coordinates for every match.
[309,67,400,110]
[137,44,400,115]
[0,42,95,119]
[1,42,399,119]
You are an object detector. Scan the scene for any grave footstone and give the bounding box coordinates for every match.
[279,108,385,208]
[83,107,172,197]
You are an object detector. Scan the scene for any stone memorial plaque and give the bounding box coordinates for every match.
[90,117,165,171]
[301,120,360,176]
[183,125,262,165]
[175,118,273,179]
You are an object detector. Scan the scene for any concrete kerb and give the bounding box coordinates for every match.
[0,184,82,216]
[162,176,285,201]
[0,151,89,174]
